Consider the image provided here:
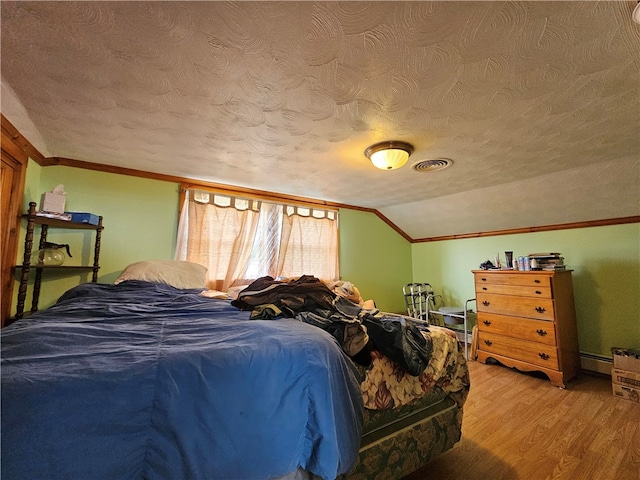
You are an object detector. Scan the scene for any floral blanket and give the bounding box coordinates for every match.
[360,326,469,410]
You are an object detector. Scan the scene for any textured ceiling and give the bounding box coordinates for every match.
[1,1,639,239]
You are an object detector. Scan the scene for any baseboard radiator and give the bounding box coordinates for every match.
[580,352,612,375]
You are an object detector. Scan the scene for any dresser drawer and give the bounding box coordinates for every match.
[478,331,559,369]
[477,312,556,346]
[474,280,552,299]
[476,293,555,320]
[474,272,552,288]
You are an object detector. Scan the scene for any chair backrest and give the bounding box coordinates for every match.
[403,283,434,321]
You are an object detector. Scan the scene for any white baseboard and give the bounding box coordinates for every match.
[580,353,612,375]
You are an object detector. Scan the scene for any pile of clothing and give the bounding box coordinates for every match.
[232,275,433,376]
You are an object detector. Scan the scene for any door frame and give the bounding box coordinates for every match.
[1,123,28,326]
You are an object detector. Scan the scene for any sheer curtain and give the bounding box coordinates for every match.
[277,206,338,281]
[176,190,260,291]
[176,188,339,290]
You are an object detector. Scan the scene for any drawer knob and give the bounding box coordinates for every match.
[539,353,550,361]
[484,340,493,346]
[535,306,546,313]
[536,329,548,337]
[534,279,541,284]
[535,290,542,295]
[481,278,487,282]
[482,300,490,306]
[483,320,492,326]
[482,287,487,291]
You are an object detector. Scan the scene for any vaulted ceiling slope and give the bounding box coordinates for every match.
[1,1,639,239]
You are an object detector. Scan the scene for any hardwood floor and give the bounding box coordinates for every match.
[404,360,640,480]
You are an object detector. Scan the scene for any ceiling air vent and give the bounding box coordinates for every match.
[411,158,453,172]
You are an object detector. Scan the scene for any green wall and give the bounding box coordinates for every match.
[15,161,639,358]
[14,162,180,311]
[411,224,640,358]
[14,162,412,315]
[338,209,412,313]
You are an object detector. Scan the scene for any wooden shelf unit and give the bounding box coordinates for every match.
[14,202,103,319]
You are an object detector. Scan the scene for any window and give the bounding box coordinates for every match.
[176,189,339,291]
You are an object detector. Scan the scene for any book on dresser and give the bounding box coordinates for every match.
[528,252,566,270]
[472,269,580,388]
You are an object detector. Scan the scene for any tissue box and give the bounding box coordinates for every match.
[40,192,66,213]
[66,212,100,226]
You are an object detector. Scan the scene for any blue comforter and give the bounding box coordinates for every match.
[1,281,363,480]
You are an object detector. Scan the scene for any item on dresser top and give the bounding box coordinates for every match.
[517,256,528,271]
[528,252,566,271]
[479,260,496,270]
[505,251,513,269]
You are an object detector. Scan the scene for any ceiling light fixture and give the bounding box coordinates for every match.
[364,141,414,170]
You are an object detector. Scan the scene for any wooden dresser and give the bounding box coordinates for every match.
[473,269,580,388]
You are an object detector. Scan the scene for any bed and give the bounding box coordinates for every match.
[1,263,468,480]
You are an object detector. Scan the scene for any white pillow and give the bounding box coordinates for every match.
[114,260,207,289]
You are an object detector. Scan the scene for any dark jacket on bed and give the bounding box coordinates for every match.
[232,276,433,376]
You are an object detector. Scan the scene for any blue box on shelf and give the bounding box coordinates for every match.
[65,212,100,225]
